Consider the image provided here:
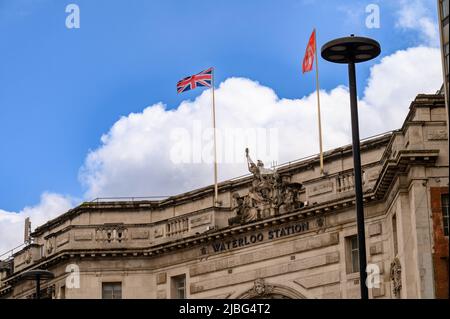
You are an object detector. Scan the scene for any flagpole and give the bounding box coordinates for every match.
[211,68,219,205]
[314,28,324,175]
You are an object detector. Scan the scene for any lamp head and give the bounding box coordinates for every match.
[321,35,381,64]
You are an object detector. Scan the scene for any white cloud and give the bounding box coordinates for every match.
[0,45,442,255]
[79,46,442,200]
[363,46,442,126]
[395,0,439,47]
[0,193,76,258]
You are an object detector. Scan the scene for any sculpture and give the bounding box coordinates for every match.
[252,278,274,297]
[46,239,54,254]
[228,192,257,225]
[228,149,305,226]
[390,257,402,298]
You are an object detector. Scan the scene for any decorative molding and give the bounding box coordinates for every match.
[368,223,382,237]
[131,230,149,240]
[390,257,402,298]
[236,279,306,299]
[369,242,383,255]
[190,214,212,228]
[190,252,339,293]
[74,232,92,242]
[156,272,167,285]
[229,149,304,226]
[309,181,334,197]
[153,227,164,238]
[95,225,127,243]
[56,235,70,247]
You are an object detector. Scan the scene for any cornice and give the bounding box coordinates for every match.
[32,132,393,237]
[1,145,441,291]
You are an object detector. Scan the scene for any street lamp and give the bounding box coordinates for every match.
[321,35,381,299]
[21,269,55,299]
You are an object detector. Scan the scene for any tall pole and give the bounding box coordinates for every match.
[211,68,219,205]
[348,61,368,299]
[314,28,324,175]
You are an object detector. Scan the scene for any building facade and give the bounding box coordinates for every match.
[438,0,449,128]
[0,94,448,299]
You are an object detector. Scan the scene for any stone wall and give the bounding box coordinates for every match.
[1,94,447,299]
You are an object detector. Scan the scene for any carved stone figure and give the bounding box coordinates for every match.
[96,224,127,243]
[228,149,305,226]
[228,192,257,225]
[252,278,274,297]
[46,239,54,254]
[24,249,32,264]
[390,257,402,298]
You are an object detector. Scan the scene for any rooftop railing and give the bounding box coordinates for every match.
[228,130,396,182]
[0,241,32,261]
[88,196,170,203]
[0,130,396,260]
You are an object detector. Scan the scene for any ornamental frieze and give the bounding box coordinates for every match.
[390,257,402,298]
[95,224,128,243]
[228,149,305,226]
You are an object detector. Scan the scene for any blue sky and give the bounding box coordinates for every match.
[0,0,441,213]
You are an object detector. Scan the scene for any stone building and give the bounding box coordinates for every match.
[437,0,449,111]
[0,94,448,299]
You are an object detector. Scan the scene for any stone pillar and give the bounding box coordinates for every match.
[396,192,417,298]
[408,178,435,298]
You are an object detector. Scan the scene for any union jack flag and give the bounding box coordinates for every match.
[177,67,213,93]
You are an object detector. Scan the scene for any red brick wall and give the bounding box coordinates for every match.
[430,187,449,299]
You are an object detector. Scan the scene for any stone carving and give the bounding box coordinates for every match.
[46,239,54,254]
[390,257,402,298]
[24,249,32,264]
[316,217,325,228]
[96,224,127,243]
[251,278,274,297]
[228,149,304,226]
[153,227,164,238]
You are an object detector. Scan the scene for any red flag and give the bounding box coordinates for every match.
[302,29,316,73]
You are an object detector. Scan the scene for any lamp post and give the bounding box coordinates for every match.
[321,35,381,299]
[21,269,55,299]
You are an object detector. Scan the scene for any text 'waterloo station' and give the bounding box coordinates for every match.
[0,94,448,299]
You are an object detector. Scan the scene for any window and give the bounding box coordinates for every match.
[102,282,122,299]
[442,0,449,19]
[392,214,398,256]
[171,274,186,299]
[346,235,359,274]
[442,194,449,236]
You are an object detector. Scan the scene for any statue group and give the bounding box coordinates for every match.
[228,149,305,226]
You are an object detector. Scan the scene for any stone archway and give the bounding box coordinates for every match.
[235,278,307,299]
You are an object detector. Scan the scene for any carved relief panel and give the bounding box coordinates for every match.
[95,224,128,243]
